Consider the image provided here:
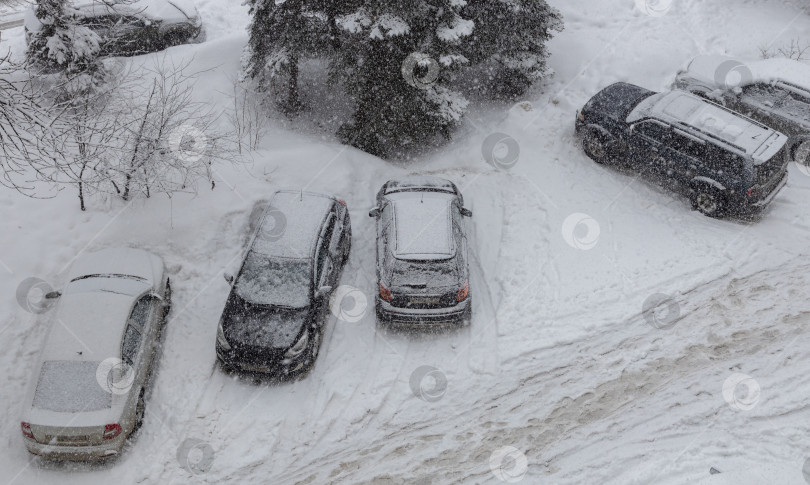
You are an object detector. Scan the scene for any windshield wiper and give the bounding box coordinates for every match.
[71,273,147,283]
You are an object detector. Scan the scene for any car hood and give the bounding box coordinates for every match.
[221,295,309,350]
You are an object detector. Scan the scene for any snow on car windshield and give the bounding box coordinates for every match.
[32,361,111,412]
[235,253,311,308]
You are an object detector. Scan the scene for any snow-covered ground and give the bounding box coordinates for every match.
[2,0,810,483]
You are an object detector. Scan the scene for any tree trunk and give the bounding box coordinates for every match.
[286,55,301,114]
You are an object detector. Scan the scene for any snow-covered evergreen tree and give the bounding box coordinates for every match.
[462,0,563,98]
[243,0,348,112]
[26,0,105,94]
[333,1,471,157]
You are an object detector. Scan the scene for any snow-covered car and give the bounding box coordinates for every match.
[673,55,810,163]
[575,82,789,218]
[369,176,472,326]
[216,190,352,378]
[24,0,203,57]
[20,247,171,461]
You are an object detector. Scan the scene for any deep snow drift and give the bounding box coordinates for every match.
[2,0,810,484]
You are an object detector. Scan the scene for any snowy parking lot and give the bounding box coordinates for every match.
[2,0,810,483]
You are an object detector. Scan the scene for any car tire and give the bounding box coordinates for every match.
[791,138,810,165]
[691,187,726,218]
[582,129,612,164]
[302,327,323,374]
[133,390,146,432]
[163,278,172,319]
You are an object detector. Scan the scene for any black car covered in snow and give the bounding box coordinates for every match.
[575,82,789,218]
[369,176,472,326]
[25,0,203,57]
[216,190,352,378]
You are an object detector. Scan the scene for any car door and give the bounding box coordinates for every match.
[665,129,707,188]
[628,120,672,178]
[736,83,790,131]
[774,84,810,136]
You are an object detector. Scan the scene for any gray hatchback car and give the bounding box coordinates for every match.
[369,177,472,326]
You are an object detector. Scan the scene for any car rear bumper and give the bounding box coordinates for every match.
[376,297,470,325]
[749,173,787,210]
[24,433,127,461]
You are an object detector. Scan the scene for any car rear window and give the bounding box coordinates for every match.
[391,259,459,288]
[33,361,111,413]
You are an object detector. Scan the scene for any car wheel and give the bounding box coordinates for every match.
[302,327,323,373]
[163,278,172,319]
[692,188,726,218]
[792,138,810,165]
[582,130,611,164]
[133,390,146,432]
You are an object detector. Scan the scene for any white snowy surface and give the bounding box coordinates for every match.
[1,0,810,484]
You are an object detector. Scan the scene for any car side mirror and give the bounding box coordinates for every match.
[45,291,61,299]
[461,207,472,217]
[223,273,234,285]
[368,207,380,218]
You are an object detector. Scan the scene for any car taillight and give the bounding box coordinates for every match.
[103,424,122,440]
[337,199,347,207]
[747,187,758,197]
[379,283,392,302]
[577,111,585,122]
[21,422,34,439]
[457,281,469,302]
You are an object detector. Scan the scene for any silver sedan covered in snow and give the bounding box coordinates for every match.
[20,247,171,460]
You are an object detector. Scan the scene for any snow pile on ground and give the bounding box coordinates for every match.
[1,0,810,484]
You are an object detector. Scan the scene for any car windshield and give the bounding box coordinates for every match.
[32,361,111,413]
[626,92,664,122]
[390,258,459,288]
[234,252,311,308]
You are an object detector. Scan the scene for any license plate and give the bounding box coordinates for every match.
[410,297,439,305]
[56,435,90,443]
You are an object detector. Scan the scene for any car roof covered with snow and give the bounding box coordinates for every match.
[384,176,458,195]
[389,191,456,260]
[250,190,335,260]
[629,90,786,157]
[681,54,810,93]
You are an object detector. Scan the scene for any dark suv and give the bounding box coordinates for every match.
[369,177,472,326]
[576,83,789,218]
[216,190,352,378]
[673,55,810,163]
